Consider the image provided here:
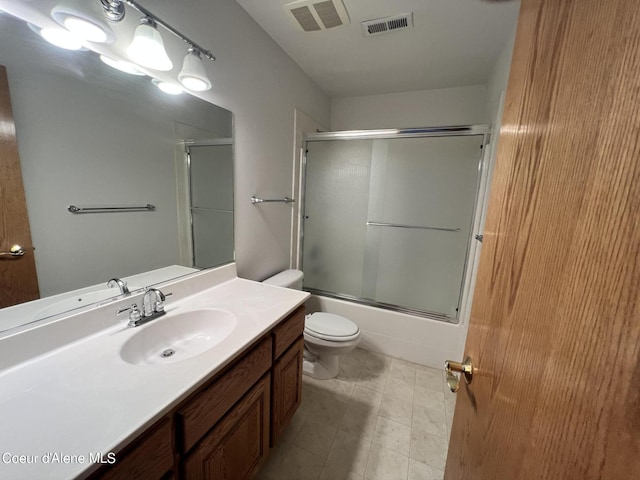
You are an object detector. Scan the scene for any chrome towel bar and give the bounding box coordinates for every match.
[251,196,295,204]
[366,221,460,232]
[68,204,156,214]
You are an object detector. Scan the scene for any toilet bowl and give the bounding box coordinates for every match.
[262,270,361,380]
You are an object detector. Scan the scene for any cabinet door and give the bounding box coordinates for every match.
[92,418,173,480]
[271,336,304,446]
[184,374,270,480]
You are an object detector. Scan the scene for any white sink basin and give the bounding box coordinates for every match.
[120,309,237,366]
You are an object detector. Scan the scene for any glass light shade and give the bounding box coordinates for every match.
[127,23,173,71]
[63,16,108,42]
[152,79,183,95]
[99,55,146,76]
[51,0,115,43]
[178,51,212,91]
[38,27,84,51]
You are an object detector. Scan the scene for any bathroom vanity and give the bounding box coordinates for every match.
[0,264,308,479]
[94,306,304,480]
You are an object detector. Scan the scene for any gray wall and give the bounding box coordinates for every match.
[147,0,331,281]
[484,29,516,123]
[330,85,488,131]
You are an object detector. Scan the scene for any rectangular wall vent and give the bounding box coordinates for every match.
[284,0,350,32]
[361,13,413,37]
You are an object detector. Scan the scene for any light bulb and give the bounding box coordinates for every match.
[152,79,183,95]
[37,26,85,51]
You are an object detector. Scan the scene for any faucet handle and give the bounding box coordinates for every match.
[153,291,172,313]
[117,303,141,323]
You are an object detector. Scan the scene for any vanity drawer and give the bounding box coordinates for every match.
[94,418,173,480]
[177,337,272,453]
[271,306,305,359]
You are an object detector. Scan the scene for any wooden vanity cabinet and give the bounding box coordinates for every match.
[88,306,305,480]
[183,374,271,480]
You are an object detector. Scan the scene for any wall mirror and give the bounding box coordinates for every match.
[0,12,234,332]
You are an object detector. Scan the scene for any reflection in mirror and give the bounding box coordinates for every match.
[0,13,233,332]
[187,143,234,268]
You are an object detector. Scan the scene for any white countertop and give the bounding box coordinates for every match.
[0,265,309,479]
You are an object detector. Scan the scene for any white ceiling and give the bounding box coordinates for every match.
[235,0,520,98]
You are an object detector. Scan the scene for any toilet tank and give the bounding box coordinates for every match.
[262,269,304,290]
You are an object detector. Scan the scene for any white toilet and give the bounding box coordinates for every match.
[263,269,360,380]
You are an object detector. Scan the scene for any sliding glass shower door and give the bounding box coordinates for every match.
[302,131,485,321]
[188,144,234,268]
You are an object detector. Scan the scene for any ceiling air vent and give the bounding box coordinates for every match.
[284,0,350,32]
[362,13,413,37]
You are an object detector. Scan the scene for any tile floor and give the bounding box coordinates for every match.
[257,348,456,480]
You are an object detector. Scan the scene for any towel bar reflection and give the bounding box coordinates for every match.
[68,204,156,214]
[251,196,295,204]
[366,221,460,232]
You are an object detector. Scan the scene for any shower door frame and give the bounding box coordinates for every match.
[184,138,235,269]
[299,125,492,323]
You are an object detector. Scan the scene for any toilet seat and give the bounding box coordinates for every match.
[304,312,360,342]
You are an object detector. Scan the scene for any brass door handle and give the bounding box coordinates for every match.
[444,356,474,393]
[0,244,25,258]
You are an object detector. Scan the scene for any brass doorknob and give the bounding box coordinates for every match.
[0,244,25,258]
[444,356,474,393]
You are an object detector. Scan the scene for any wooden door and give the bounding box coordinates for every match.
[0,65,39,308]
[445,0,640,478]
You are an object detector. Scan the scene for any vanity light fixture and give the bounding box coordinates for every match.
[152,78,183,95]
[127,17,173,71]
[51,0,115,43]
[50,0,216,85]
[99,55,145,76]
[103,1,216,74]
[178,47,212,91]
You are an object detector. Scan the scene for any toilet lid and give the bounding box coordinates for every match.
[305,312,359,341]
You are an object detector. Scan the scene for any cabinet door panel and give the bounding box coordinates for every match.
[178,337,272,452]
[92,418,173,480]
[271,336,304,445]
[184,374,270,480]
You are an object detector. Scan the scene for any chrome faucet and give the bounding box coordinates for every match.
[107,278,130,295]
[142,288,166,317]
[117,287,172,327]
